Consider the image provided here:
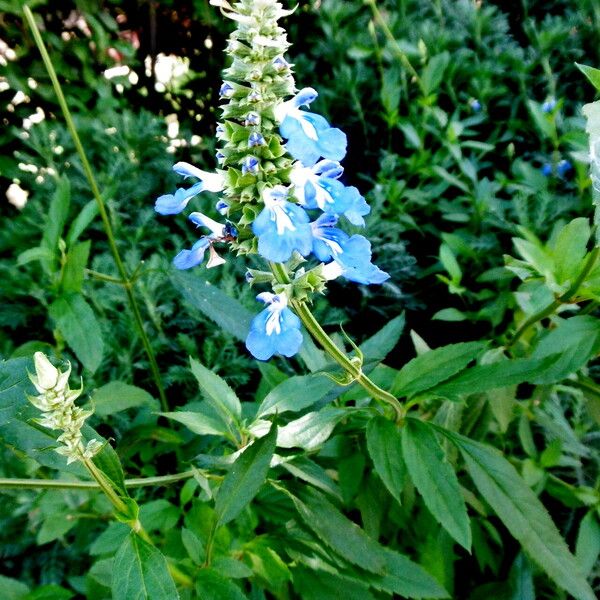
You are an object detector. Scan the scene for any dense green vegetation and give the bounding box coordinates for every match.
[1,1,600,598]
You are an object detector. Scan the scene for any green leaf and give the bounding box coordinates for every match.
[550,218,591,285]
[91,381,157,416]
[531,316,600,384]
[0,357,33,427]
[195,568,248,600]
[276,408,345,450]
[439,429,596,600]
[526,99,554,140]
[41,176,70,273]
[214,421,277,526]
[66,200,98,245]
[392,342,485,397]
[508,553,535,600]
[427,354,561,399]
[576,62,600,91]
[86,425,127,497]
[16,246,54,266]
[171,271,252,340]
[160,410,229,437]
[359,314,406,364]
[190,357,241,422]
[23,584,74,600]
[61,240,90,293]
[293,567,376,600]
[367,548,450,599]
[256,374,335,418]
[402,419,471,550]
[0,574,30,600]
[366,416,405,504]
[111,533,179,600]
[575,511,600,576]
[439,244,462,282]
[291,487,386,574]
[421,51,450,95]
[49,293,104,373]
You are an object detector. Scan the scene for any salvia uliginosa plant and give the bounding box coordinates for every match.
[155,0,393,381]
[5,2,599,599]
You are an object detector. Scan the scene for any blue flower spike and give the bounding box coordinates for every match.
[155,162,224,215]
[245,292,303,360]
[252,186,313,263]
[275,88,347,167]
[290,160,370,226]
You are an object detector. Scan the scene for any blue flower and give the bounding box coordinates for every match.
[155,162,224,215]
[469,98,482,112]
[312,214,389,285]
[541,163,552,177]
[245,292,303,360]
[219,82,234,98]
[542,98,557,113]
[244,112,261,126]
[275,88,347,167]
[272,56,290,72]
[173,211,232,270]
[242,156,260,175]
[557,159,572,177]
[290,160,370,226]
[248,132,266,147]
[253,186,313,262]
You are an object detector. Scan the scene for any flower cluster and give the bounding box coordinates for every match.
[155,0,388,361]
[28,352,102,464]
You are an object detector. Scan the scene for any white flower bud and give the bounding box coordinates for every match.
[31,352,59,391]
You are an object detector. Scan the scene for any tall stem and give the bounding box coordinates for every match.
[0,470,196,490]
[508,247,599,348]
[270,263,404,421]
[23,7,168,412]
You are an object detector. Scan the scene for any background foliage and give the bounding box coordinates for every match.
[1,0,600,598]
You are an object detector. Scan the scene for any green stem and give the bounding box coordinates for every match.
[0,470,196,490]
[508,247,599,348]
[270,263,404,421]
[365,0,423,94]
[23,6,168,413]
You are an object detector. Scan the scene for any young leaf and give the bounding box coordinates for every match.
[49,293,104,373]
[276,408,345,450]
[111,533,179,600]
[66,199,98,245]
[439,429,596,600]
[160,411,230,437]
[402,419,471,550]
[576,62,600,91]
[359,313,406,364]
[256,374,335,418]
[214,421,277,526]
[61,240,91,293]
[190,357,241,421]
[366,416,405,504]
[41,176,70,274]
[291,487,387,574]
[293,566,376,600]
[392,341,485,397]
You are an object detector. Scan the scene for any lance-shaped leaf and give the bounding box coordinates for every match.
[215,421,277,526]
[437,427,596,600]
[402,419,471,550]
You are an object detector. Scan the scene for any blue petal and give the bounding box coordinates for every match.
[155,182,204,215]
[336,235,390,285]
[253,202,313,263]
[173,238,210,270]
[245,307,303,361]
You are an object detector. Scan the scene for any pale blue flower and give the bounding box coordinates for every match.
[275,88,347,167]
[312,214,389,285]
[290,160,370,226]
[272,56,290,72]
[155,162,224,215]
[173,211,233,270]
[219,82,234,98]
[244,112,261,126]
[542,98,557,113]
[469,98,481,112]
[245,292,303,360]
[248,132,266,147]
[253,186,313,262]
[242,156,260,175]
[557,159,572,177]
